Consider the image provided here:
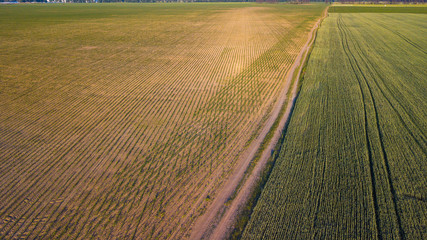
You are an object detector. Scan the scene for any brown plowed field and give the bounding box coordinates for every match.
[0,3,326,239]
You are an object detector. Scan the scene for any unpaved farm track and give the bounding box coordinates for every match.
[190,7,329,240]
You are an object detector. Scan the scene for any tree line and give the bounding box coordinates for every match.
[1,0,425,4]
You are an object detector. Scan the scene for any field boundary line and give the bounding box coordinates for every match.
[189,6,330,240]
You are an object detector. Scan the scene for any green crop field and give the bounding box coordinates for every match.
[242,9,426,240]
[0,3,326,239]
[330,5,427,14]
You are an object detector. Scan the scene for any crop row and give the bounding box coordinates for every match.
[0,4,326,239]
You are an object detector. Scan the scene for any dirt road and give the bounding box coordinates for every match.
[189,7,329,240]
